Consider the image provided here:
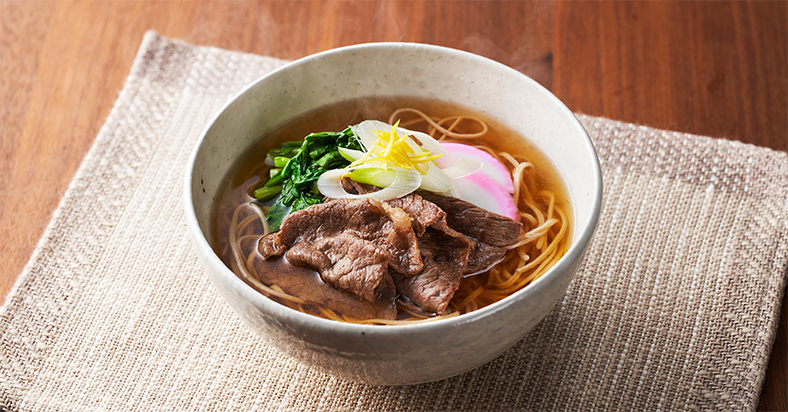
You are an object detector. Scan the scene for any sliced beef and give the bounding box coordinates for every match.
[386,193,447,236]
[338,177,454,241]
[385,193,472,314]
[259,231,287,257]
[412,192,519,275]
[465,240,508,275]
[245,240,396,321]
[286,233,391,303]
[419,192,522,246]
[342,177,450,237]
[258,184,523,318]
[259,198,422,276]
[392,226,471,314]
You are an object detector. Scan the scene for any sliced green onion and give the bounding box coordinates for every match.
[338,146,365,162]
[348,167,396,188]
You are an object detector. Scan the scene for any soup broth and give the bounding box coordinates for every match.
[212,97,572,324]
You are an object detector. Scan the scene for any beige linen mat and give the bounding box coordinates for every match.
[2,32,788,411]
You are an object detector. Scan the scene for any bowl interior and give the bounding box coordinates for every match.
[186,42,601,328]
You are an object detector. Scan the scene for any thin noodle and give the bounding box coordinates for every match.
[388,108,488,139]
[398,304,431,319]
[454,286,485,312]
[434,117,463,140]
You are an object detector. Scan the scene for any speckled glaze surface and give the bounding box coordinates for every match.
[184,42,602,385]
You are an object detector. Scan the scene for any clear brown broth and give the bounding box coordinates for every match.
[211,96,571,321]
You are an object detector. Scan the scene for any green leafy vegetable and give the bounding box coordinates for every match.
[253,127,362,231]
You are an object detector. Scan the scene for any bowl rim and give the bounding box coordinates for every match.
[183,41,603,336]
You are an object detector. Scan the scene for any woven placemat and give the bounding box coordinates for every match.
[2,32,787,411]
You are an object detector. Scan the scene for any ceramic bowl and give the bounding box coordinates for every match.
[184,42,602,385]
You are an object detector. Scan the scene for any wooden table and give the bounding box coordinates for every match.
[2,1,786,408]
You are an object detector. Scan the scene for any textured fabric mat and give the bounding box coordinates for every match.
[2,32,788,411]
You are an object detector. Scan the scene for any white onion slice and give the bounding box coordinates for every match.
[418,162,455,192]
[317,166,422,201]
[351,120,390,152]
[406,129,447,156]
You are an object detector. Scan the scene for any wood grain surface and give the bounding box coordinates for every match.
[1,1,786,409]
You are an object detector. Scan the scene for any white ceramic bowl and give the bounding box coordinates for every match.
[184,42,602,386]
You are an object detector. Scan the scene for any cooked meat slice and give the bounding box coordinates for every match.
[285,242,332,272]
[386,193,446,236]
[391,192,513,275]
[374,275,398,320]
[465,240,508,275]
[258,233,286,257]
[247,242,397,321]
[392,226,470,315]
[259,198,423,276]
[286,233,391,303]
[341,178,446,235]
[419,192,522,246]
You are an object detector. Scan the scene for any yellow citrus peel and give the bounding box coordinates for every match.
[350,121,441,174]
